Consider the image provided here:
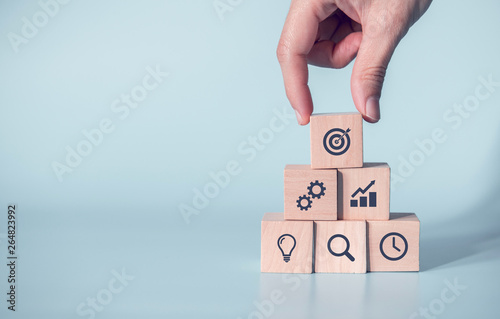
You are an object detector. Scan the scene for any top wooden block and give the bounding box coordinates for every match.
[310,113,363,169]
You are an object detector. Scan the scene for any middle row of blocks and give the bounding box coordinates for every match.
[284,162,390,221]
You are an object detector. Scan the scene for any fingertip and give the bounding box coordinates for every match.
[295,109,311,125]
[364,96,380,123]
[352,93,380,123]
[287,84,313,125]
[362,115,379,123]
[295,109,304,125]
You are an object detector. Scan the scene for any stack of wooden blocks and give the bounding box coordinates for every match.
[261,113,420,273]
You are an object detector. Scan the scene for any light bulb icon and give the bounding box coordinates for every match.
[277,234,296,263]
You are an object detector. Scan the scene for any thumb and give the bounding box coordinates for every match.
[351,24,400,123]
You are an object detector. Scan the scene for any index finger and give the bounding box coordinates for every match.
[277,0,337,125]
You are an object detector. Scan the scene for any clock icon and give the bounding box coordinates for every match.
[379,232,408,261]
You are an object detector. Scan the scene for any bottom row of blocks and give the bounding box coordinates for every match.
[261,212,420,273]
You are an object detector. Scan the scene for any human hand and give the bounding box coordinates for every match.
[277,0,432,124]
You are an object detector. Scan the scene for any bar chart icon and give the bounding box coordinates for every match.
[350,180,377,208]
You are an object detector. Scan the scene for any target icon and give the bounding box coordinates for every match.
[323,128,351,156]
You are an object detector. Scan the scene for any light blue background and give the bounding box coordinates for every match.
[1,0,499,318]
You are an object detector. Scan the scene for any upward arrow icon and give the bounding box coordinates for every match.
[351,180,376,198]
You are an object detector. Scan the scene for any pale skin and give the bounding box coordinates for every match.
[277,0,432,124]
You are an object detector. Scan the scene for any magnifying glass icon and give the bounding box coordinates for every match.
[327,234,355,262]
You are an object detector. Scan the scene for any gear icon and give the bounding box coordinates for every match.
[296,195,312,211]
[307,180,326,199]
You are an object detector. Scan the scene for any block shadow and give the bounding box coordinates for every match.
[420,192,500,271]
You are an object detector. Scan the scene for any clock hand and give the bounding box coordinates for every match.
[393,236,401,252]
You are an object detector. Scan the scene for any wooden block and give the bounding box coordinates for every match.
[261,213,313,273]
[338,163,390,221]
[314,220,367,273]
[367,213,420,272]
[284,165,337,221]
[310,113,363,169]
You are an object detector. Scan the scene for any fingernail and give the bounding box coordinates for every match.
[365,97,380,122]
[295,110,303,125]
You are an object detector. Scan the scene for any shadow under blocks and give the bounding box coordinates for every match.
[261,112,420,273]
